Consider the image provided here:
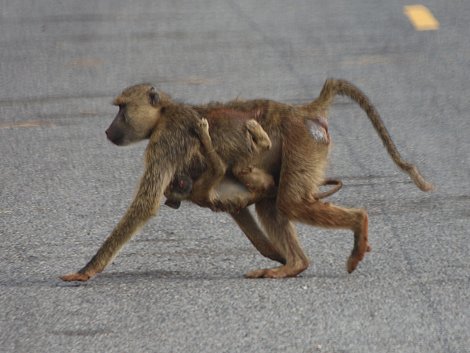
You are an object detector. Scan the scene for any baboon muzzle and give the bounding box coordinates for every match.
[105,127,121,145]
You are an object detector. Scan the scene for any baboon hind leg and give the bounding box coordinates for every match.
[277,125,370,273]
[242,198,309,278]
[280,198,371,273]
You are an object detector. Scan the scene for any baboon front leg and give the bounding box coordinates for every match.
[61,160,174,282]
[242,198,309,278]
[60,205,152,281]
[230,207,286,265]
[61,199,160,282]
[280,199,371,273]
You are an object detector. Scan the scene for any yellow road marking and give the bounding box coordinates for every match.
[0,119,54,129]
[404,5,439,31]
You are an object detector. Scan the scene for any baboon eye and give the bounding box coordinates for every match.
[149,87,160,107]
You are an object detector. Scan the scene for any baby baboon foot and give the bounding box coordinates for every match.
[246,120,271,150]
[246,177,275,193]
[254,138,272,151]
[240,169,275,193]
[258,175,275,191]
[244,264,307,279]
[60,272,92,282]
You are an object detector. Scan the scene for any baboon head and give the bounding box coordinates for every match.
[106,84,168,146]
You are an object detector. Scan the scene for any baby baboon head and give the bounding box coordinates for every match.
[106,84,169,146]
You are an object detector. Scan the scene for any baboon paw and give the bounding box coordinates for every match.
[346,251,368,273]
[346,257,359,273]
[245,119,259,132]
[246,184,268,193]
[60,272,91,282]
[244,266,302,279]
[244,268,274,278]
[245,120,271,150]
[257,139,272,151]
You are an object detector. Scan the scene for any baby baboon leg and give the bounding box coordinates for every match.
[280,198,370,273]
[245,119,272,150]
[243,199,309,278]
[230,208,286,264]
[228,119,274,193]
[232,165,275,193]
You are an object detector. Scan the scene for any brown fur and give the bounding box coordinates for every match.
[164,117,275,209]
[60,79,433,282]
[174,117,341,210]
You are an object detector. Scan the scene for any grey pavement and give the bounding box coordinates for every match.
[1,1,469,352]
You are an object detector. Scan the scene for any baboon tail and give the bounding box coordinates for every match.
[309,78,433,192]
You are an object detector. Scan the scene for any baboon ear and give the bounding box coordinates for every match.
[148,87,160,107]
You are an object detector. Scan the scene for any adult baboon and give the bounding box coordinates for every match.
[60,79,432,282]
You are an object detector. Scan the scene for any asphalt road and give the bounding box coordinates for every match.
[1,1,469,352]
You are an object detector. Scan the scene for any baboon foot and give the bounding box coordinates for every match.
[346,211,370,273]
[244,263,308,279]
[246,119,272,150]
[346,241,372,273]
[246,175,275,193]
[60,272,93,282]
[237,169,275,193]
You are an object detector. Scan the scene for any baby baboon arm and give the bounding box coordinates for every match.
[196,118,226,177]
[190,118,227,204]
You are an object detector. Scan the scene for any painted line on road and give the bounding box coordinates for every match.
[404,5,439,31]
[0,119,54,129]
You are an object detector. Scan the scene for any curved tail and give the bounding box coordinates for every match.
[308,79,433,192]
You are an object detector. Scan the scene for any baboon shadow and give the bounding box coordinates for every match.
[52,267,349,287]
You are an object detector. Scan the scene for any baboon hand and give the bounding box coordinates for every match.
[197,118,210,135]
[60,272,93,282]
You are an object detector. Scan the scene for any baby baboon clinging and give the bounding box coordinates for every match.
[60,79,433,282]
[164,117,275,210]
